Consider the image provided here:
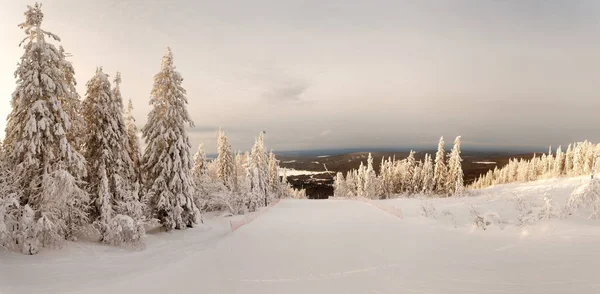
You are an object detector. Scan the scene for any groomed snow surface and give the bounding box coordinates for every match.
[2,176,600,293]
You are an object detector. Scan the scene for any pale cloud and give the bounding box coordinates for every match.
[320,130,332,137]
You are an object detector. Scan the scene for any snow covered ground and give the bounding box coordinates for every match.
[2,176,600,293]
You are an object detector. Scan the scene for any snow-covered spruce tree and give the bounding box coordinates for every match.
[141,48,200,230]
[363,153,378,199]
[124,98,143,198]
[250,132,270,206]
[411,161,422,194]
[333,172,349,197]
[268,151,280,197]
[565,144,573,176]
[546,146,554,178]
[192,144,208,181]
[82,68,143,244]
[344,170,357,197]
[572,143,585,176]
[58,46,85,150]
[216,128,235,189]
[3,3,89,253]
[404,151,416,194]
[192,143,233,213]
[243,151,260,211]
[421,154,435,195]
[379,157,394,198]
[446,136,464,196]
[433,136,447,194]
[554,146,564,177]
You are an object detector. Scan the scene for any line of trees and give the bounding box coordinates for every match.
[0,3,301,255]
[333,136,464,199]
[193,130,305,215]
[471,141,600,189]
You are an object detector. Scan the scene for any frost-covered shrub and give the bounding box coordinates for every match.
[469,206,504,231]
[513,195,535,227]
[483,211,505,230]
[566,177,600,219]
[469,206,486,230]
[538,196,561,220]
[440,210,457,228]
[420,201,437,218]
[102,214,145,246]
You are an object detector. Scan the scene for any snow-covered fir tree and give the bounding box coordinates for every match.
[554,146,564,177]
[333,172,349,197]
[191,144,209,210]
[216,128,235,189]
[268,151,280,196]
[446,136,464,196]
[363,153,378,199]
[411,161,422,194]
[3,3,89,253]
[82,68,142,243]
[379,157,394,198]
[141,48,200,230]
[421,154,434,194]
[404,151,416,193]
[244,151,260,211]
[565,144,573,175]
[251,132,270,206]
[433,137,447,194]
[58,46,84,150]
[124,98,143,197]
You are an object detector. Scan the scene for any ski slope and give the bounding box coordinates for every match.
[2,177,600,293]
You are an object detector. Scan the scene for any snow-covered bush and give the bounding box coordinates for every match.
[420,201,437,218]
[468,206,504,230]
[513,195,535,227]
[483,211,505,230]
[102,214,145,246]
[566,177,600,219]
[440,210,457,228]
[469,206,486,230]
[538,195,561,220]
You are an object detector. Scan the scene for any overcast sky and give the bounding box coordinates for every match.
[1,0,600,154]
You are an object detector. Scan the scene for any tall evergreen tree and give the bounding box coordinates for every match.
[421,154,434,194]
[446,136,464,196]
[554,146,564,176]
[363,153,378,199]
[4,3,88,253]
[565,144,573,176]
[82,68,139,240]
[141,48,200,230]
[250,132,270,206]
[268,151,280,196]
[124,98,143,196]
[433,137,447,194]
[58,46,84,150]
[216,128,235,189]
